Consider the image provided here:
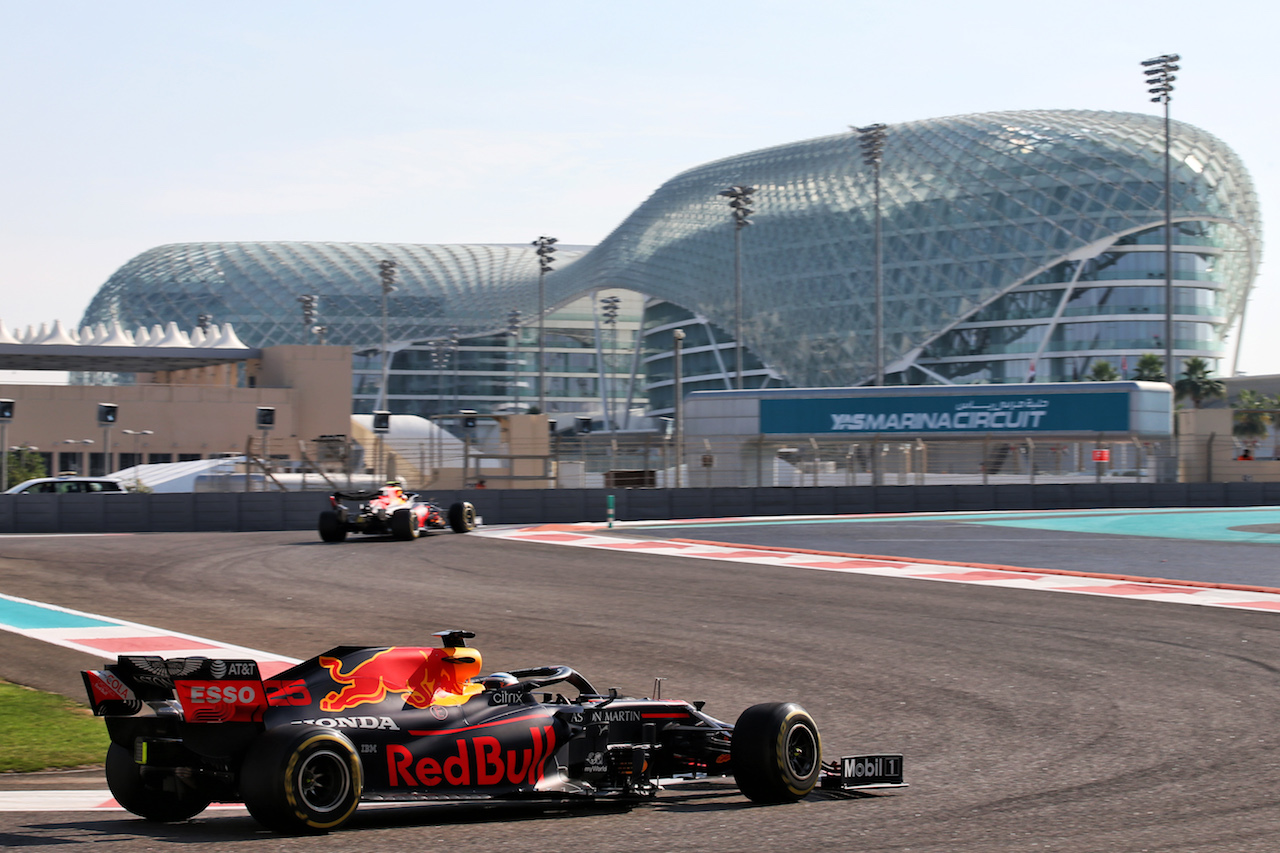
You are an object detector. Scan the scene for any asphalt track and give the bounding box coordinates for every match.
[626,507,1280,588]
[3,510,1280,851]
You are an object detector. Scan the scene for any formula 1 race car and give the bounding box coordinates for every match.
[318,482,476,542]
[81,630,904,834]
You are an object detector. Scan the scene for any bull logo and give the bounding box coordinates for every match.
[320,646,483,712]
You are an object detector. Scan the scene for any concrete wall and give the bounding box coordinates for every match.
[0,345,351,468]
[3,482,1280,533]
[1178,408,1280,483]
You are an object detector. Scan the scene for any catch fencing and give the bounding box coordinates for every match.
[220,434,1204,491]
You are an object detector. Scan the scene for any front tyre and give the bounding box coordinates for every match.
[105,742,212,822]
[240,726,362,834]
[318,511,347,543]
[731,702,822,804]
[448,501,477,533]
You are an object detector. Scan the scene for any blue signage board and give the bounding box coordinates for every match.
[759,392,1130,435]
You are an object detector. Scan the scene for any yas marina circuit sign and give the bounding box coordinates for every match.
[759,391,1131,436]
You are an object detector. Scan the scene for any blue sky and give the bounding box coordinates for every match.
[2,0,1277,376]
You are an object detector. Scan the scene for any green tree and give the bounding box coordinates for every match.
[1085,361,1120,381]
[1132,353,1166,383]
[1174,357,1225,409]
[5,447,46,489]
[1232,389,1277,440]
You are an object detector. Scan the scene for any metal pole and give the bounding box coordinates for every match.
[734,224,744,390]
[511,335,519,413]
[450,326,461,413]
[1163,96,1174,389]
[538,267,546,412]
[719,186,754,391]
[532,237,556,413]
[1142,53,1181,480]
[507,310,522,414]
[377,259,397,412]
[379,294,390,411]
[673,329,685,489]
[436,349,445,475]
[593,298,608,426]
[873,159,884,386]
[855,124,889,385]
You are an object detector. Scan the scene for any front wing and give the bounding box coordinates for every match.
[821,754,906,791]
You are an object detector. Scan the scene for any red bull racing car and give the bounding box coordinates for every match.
[318,482,477,542]
[81,630,904,834]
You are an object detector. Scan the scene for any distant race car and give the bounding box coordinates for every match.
[82,630,904,834]
[318,482,476,542]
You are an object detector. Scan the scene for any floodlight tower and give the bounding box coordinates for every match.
[506,310,523,413]
[718,185,755,389]
[298,295,319,341]
[532,236,557,412]
[855,123,888,386]
[1141,53,1180,384]
[599,295,621,431]
[376,260,397,411]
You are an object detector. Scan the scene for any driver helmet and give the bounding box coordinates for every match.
[477,672,519,690]
[383,478,406,499]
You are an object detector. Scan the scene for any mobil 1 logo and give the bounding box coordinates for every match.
[831,754,905,789]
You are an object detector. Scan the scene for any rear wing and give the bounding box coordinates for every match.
[82,656,271,723]
[333,490,381,501]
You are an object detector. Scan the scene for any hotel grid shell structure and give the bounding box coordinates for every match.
[80,109,1261,418]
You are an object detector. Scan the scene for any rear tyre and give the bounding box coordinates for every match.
[448,501,477,533]
[318,511,347,543]
[390,508,417,540]
[731,702,822,804]
[240,726,362,835]
[105,742,212,822]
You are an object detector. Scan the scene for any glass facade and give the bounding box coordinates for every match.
[80,109,1261,417]
[349,290,645,421]
[81,242,593,348]
[914,219,1238,383]
[614,111,1260,394]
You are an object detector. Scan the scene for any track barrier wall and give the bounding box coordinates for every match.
[3,482,1280,533]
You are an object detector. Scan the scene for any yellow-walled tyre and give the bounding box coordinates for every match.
[240,726,362,834]
[448,501,477,533]
[731,702,822,804]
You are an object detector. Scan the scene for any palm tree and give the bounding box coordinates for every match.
[1086,361,1120,381]
[1174,357,1225,409]
[1232,389,1277,441]
[1132,353,1166,383]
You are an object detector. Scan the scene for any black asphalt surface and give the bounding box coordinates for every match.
[3,527,1280,851]
[633,516,1280,588]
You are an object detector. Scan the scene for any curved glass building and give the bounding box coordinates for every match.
[606,109,1261,410]
[81,109,1262,418]
[81,242,589,346]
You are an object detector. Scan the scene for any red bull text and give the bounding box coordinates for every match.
[386,725,557,788]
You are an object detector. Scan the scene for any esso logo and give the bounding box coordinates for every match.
[188,684,259,704]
